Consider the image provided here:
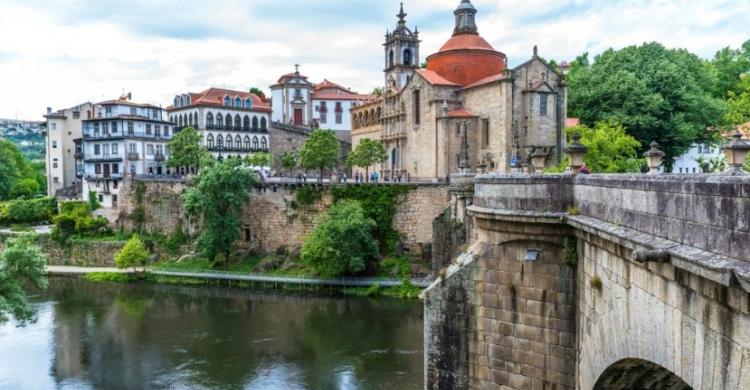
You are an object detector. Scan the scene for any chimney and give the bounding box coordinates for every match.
[47,107,52,114]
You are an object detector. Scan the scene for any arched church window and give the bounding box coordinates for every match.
[226,135,233,149]
[389,50,394,68]
[216,113,224,128]
[193,112,198,127]
[252,136,259,150]
[243,115,250,130]
[244,136,250,149]
[252,116,259,130]
[260,137,267,151]
[403,49,412,66]
[235,114,241,130]
[216,134,224,147]
[235,135,241,148]
[180,96,185,107]
[206,112,214,128]
[260,117,267,129]
[207,134,214,148]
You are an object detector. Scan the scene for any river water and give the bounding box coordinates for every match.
[0,277,424,389]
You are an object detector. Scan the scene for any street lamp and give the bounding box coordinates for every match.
[642,141,665,175]
[530,148,548,173]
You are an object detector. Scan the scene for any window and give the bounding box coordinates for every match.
[482,119,490,147]
[147,144,154,155]
[403,49,412,66]
[413,90,420,125]
[102,122,108,133]
[112,143,118,155]
[52,140,57,148]
[129,143,136,153]
[180,96,185,107]
[320,112,327,124]
[94,144,101,155]
[112,163,119,174]
[95,164,101,174]
[105,106,112,114]
[234,97,241,107]
[164,127,169,137]
[127,122,134,134]
[540,95,548,116]
[206,112,214,128]
[155,125,160,137]
[260,117,267,129]
[320,101,327,112]
[217,114,224,128]
[245,99,252,109]
[207,134,214,148]
[103,143,109,155]
[72,111,80,119]
[217,135,224,148]
[112,122,118,132]
[51,123,57,130]
[335,113,342,124]
[294,89,302,99]
[235,115,241,130]
[252,137,259,150]
[53,177,59,183]
[94,123,100,133]
[243,115,250,130]
[260,137,267,151]
[226,136,233,149]
[53,158,58,169]
[146,124,151,135]
[235,135,241,148]
[130,107,137,115]
[389,50,394,68]
[252,116,259,130]
[156,145,163,155]
[244,136,250,149]
[224,96,231,106]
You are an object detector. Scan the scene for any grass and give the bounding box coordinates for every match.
[9,225,33,232]
[342,280,422,299]
[151,254,316,277]
[84,272,141,283]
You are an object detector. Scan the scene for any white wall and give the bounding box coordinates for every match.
[671,143,722,173]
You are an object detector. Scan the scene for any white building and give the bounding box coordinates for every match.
[671,143,723,174]
[43,102,94,198]
[270,66,373,136]
[168,87,271,162]
[81,98,173,209]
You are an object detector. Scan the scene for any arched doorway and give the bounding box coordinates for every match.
[594,359,691,389]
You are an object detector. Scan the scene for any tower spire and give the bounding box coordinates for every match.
[453,0,478,35]
[397,2,407,27]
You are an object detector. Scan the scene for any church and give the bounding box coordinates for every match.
[351,0,568,180]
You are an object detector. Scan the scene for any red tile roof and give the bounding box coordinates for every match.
[96,99,162,109]
[414,69,460,86]
[314,79,348,92]
[447,108,477,118]
[311,91,375,101]
[438,33,497,52]
[565,118,580,128]
[169,87,271,112]
[462,73,508,90]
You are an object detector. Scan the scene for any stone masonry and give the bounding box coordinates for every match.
[423,173,750,389]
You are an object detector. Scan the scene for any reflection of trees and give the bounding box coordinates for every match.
[44,278,424,389]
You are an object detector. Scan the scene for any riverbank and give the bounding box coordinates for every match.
[45,265,430,298]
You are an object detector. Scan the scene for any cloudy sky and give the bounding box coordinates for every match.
[0,0,748,120]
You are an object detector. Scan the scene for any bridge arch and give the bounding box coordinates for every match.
[594,358,690,389]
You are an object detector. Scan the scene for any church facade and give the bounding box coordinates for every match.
[351,0,567,180]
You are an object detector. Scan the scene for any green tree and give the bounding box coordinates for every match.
[249,87,266,100]
[298,129,340,180]
[0,233,48,324]
[371,87,384,96]
[548,121,643,173]
[709,40,750,98]
[280,151,297,174]
[568,42,727,166]
[300,200,379,278]
[166,127,209,170]
[183,158,256,265]
[0,139,34,200]
[725,76,750,126]
[347,138,387,181]
[9,178,40,199]
[244,152,271,168]
[88,190,100,211]
[115,234,150,271]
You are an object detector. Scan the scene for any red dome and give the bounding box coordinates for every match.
[426,33,507,86]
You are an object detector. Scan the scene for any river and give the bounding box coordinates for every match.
[0,277,424,389]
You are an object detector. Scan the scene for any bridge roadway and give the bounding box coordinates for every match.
[46,266,433,288]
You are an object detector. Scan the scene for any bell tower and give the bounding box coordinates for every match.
[383,3,420,91]
[453,0,478,35]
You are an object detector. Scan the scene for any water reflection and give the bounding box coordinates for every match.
[0,277,423,389]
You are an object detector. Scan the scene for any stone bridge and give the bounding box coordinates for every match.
[424,174,750,389]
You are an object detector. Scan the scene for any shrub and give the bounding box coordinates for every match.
[2,197,56,224]
[115,234,150,271]
[300,200,379,278]
[51,202,108,243]
[9,178,40,199]
[59,201,88,215]
[88,191,100,211]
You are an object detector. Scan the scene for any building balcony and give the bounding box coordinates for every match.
[74,151,84,159]
[83,132,124,141]
[84,131,172,141]
[154,153,165,162]
[84,155,123,163]
[127,152,140,161]
[86,173,123,181]
[207,146,269,153]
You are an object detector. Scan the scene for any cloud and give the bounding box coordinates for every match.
[0,0,748,120]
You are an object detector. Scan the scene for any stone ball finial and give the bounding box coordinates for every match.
[643,141,665,175]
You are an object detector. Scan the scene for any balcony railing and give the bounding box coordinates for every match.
[207,146,269,153]
[86,173,123,181]
[154,153,165,162]
[84,154,123,162]
[84,131,172,141]
[127,152,139,161]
